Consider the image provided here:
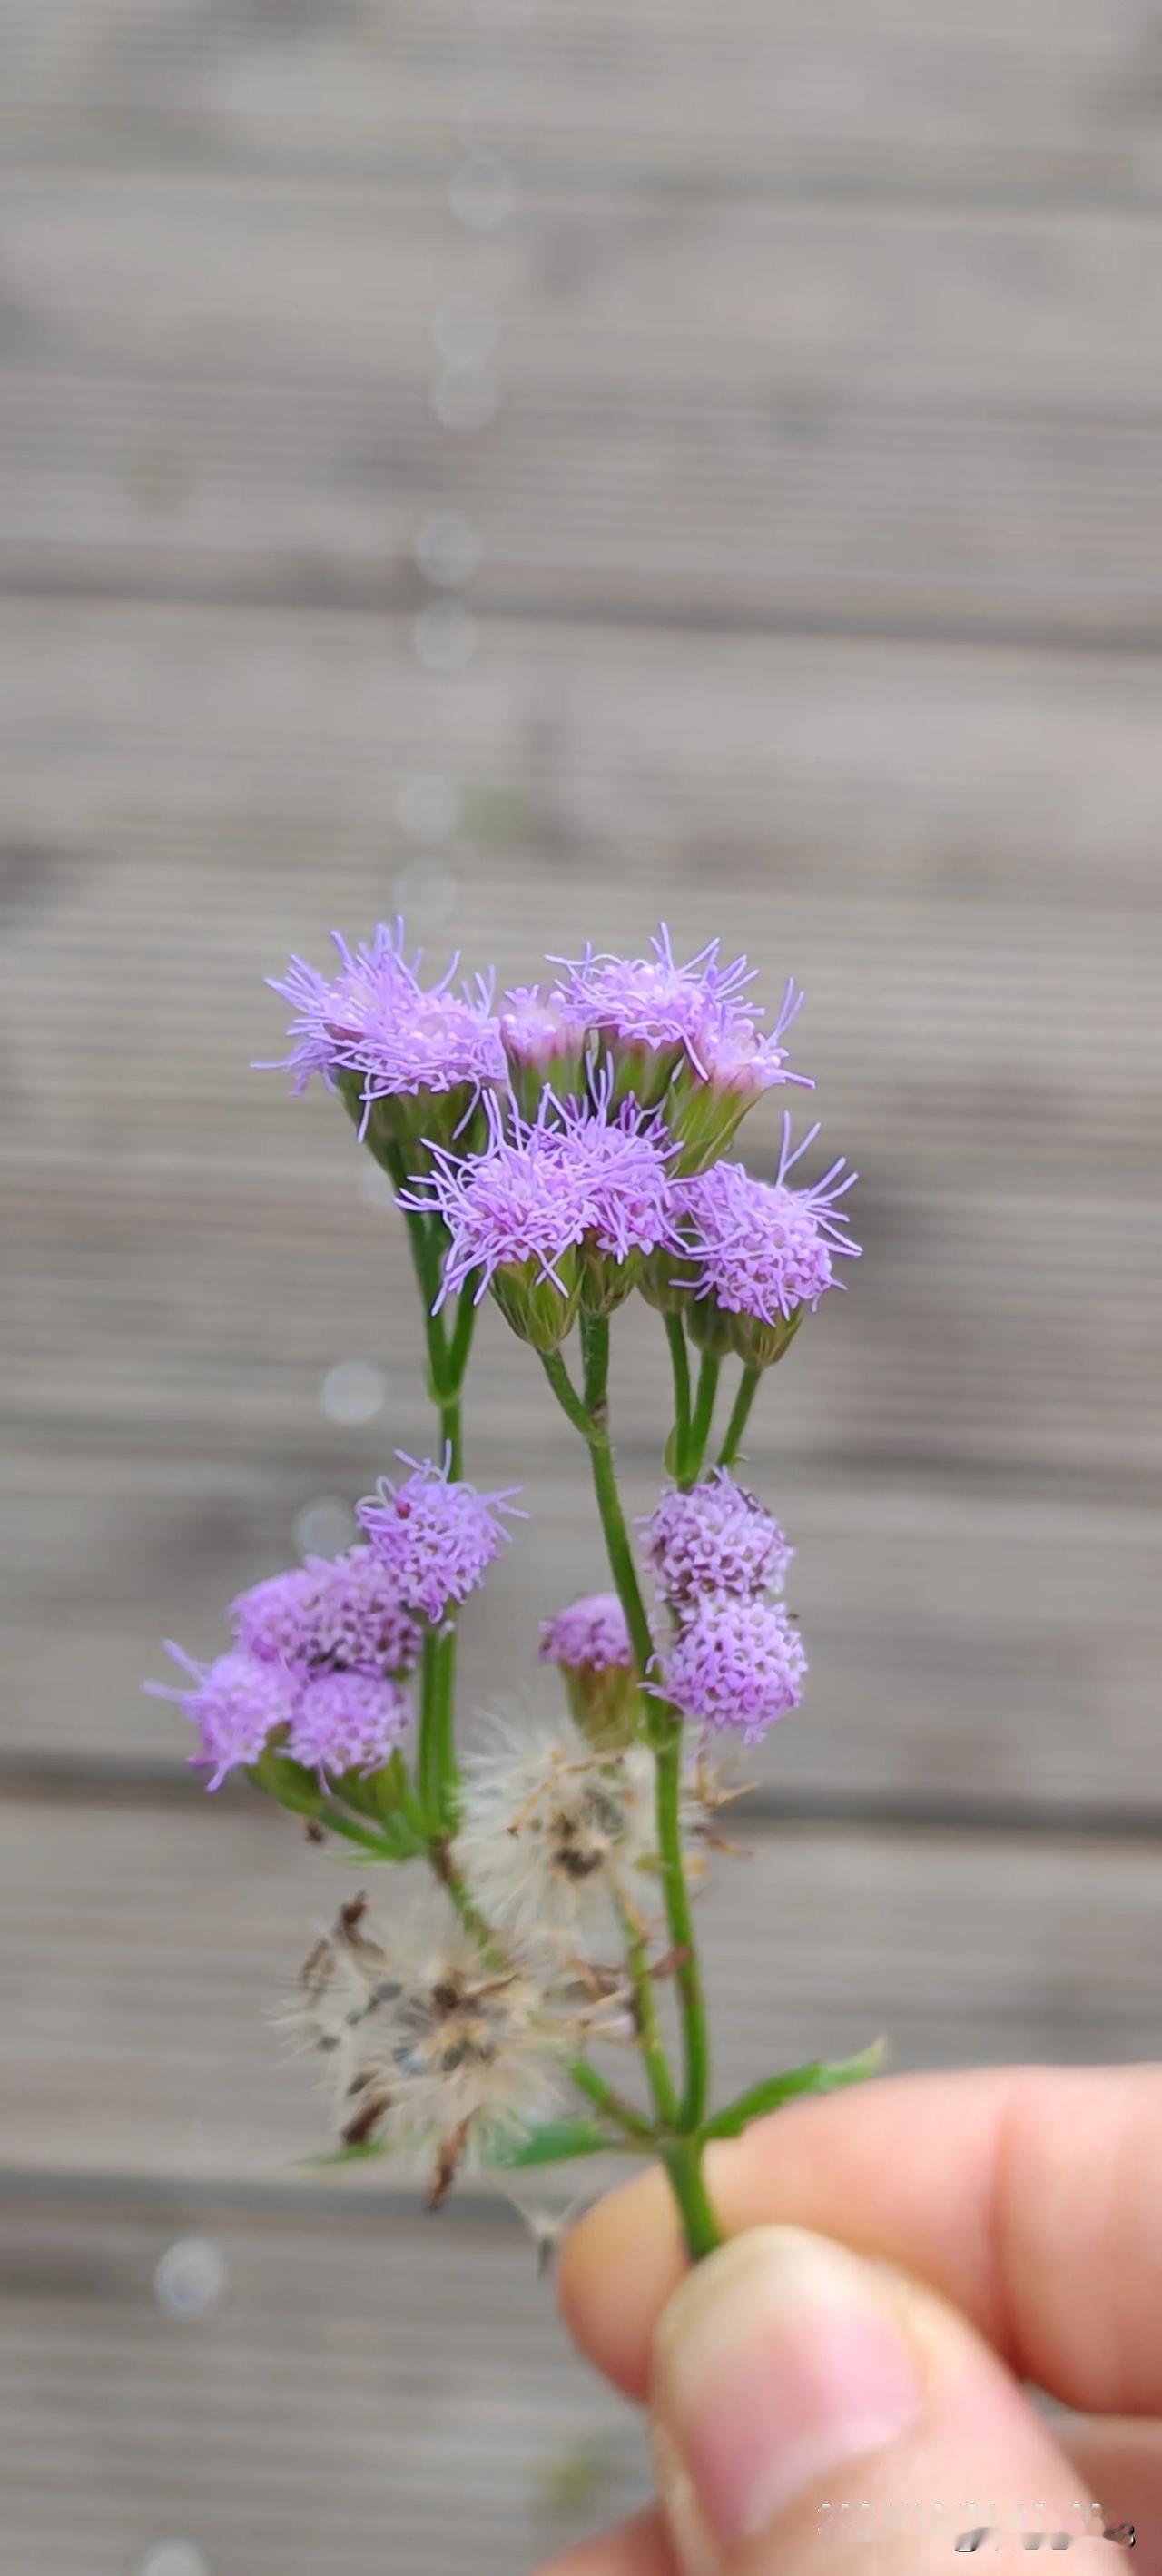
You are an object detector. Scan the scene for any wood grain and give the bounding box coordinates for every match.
[0,2199,641,2576]
[5,6,1162,2564]
[5,173,1162,637]
[3,1,1162,201]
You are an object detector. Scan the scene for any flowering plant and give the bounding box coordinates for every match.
[148,925,877,2258]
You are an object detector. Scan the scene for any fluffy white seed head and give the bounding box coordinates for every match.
[290,1894,570,2173]
[454,1712,660,1940]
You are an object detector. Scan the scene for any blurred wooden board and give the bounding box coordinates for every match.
[3,1791,1159,2186]
[0,2197,641,2576]
[4,1,1162,202]
[5,176,1162,637]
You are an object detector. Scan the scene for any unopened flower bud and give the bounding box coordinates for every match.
[539,1590,639,1746]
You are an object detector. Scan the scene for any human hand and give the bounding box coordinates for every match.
[534,2066,1162,2576]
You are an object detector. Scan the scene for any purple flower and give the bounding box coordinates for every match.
[287,1668,411,1779]
[642,1471,793,1606]
[550,926,757,1071]
[228,1564,320,1665]
[231,1548,421,1680]
[497,985,590,1116]
[539,1592,633,1673]
[357,1451,524,1624]
[678,1118,859,1326]
[143,1644,300,1790]
[402,1089,678,1333]
[264,923,505,1125]
[659,1595,807,1743]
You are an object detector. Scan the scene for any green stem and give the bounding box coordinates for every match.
[588,1434,655,1678]
[540,1332,655,1679]
[665,1311,691,1470]
[418,1623,458,1833]
[717,1365,761,1470]
[681,1349,721,1488]
[540,1346,597,1443]
[618,1906,680,2129]
[654,1718,711,2130]
[663,2134,723,2262]
[568,2053,656,2144]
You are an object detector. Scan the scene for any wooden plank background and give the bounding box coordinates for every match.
[1,4,1160,2571]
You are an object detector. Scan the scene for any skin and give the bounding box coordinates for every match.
[532,2066,1162,2576]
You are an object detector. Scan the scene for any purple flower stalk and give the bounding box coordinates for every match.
[264,923,505,1132]
[539,1592,634,1673]
[678,1116,859,1336]
[357,1451,525,1624]
[231,1548,421,1681]
[144,1644,301,1790]
[287,1669,411,1780]
[659,1594,807,1743]
[642,1470,793,1606]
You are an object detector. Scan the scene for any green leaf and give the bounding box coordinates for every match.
[701,2040,885,2143]
[484,2119,625,2170]
[300,2139,394,2170]
[247,1750,324,1818]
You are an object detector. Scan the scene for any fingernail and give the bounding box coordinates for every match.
[650,2225,922,2564]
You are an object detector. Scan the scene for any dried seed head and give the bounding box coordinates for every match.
[455,1715,658,1939]
[288,1896,574,2177]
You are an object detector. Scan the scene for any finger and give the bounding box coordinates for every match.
[1059,2420,1162,2576]
[532,2505,676,2574]
[558,2065,1162,2414]
[646,2222,1107,2576]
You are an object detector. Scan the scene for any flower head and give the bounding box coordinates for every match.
[539,1592,633,1673]
[643,1471,793,1606]
[286,1668,411,1780]
[402,1088,678,1345]
[456,1714,656,1938]
[230,1547,421,1680]
[677,1117,859,1364]
[539,1587,637,1742]
[659,1594,807,1743]
[144,1643,300,1789]
[357,1451,524,1624]
[264,923,505,1152]
[550,926,754,1069]
[290,1895,577,2185]
[497,984,590,1118]
[549,925,808,1130]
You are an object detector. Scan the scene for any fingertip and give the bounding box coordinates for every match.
[557,2163,687,2398]
[531,2505,675,2574]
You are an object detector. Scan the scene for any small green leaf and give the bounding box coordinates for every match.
[248,1750,324,1818]
[701,2040,885,2143]
[300,2139,394,2170]
[485,2119,625,2170]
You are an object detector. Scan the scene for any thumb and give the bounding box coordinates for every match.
[648,2225,1108,2576]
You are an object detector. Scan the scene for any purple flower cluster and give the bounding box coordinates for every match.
[265,923,504,1128]
[146,1543,419,1788]
[643,1470,792,1606]
[663,1595,806,1745]
[548,927,804,1100]
[357,1451,524,1624]
[231,1551,420,1679]
[645,1469,803,1743]
[539,1592,633,1673]
[676,1116,859,1354]
[401,1086,678,1341]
